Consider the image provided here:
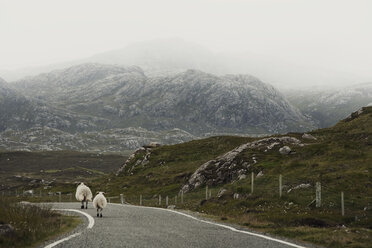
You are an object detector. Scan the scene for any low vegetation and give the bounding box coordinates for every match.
[0,196,80,248]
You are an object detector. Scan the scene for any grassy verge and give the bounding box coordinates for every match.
[0,196,81,248]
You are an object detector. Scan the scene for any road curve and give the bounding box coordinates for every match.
[42,202,308,248]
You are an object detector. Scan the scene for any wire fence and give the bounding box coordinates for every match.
[1,172,370,220]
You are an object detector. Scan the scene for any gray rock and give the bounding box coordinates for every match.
[302,133,317,140]
[0,224,14,236]
[181,136,302,192]
[217,188,227,198]
[279,146,291,155]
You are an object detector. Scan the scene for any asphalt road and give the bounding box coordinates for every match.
[41,202,307,248]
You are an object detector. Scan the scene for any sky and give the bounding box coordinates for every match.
[0,0,371,86]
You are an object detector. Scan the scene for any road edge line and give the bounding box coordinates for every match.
[44,209,95,248]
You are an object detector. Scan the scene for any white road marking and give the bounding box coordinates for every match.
[44,209,95,248]
[110,203,307,248]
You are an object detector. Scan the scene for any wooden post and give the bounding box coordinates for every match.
[175,195,177,205]
[58,192,61,202]
[316,182,321,208]
[251,172,254,194]
[108,197,111,203]
[159,195,161,205]
[341,192,345,216]
[279,174,282,198]
[166,196,168,206]
[120,194,124,204]
[140,194,142,206]
[206,185,208,200]
[181,190,184,204]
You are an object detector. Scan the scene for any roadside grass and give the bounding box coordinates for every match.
[0,196,81,248]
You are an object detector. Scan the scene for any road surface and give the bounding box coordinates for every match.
[41,202,308,248]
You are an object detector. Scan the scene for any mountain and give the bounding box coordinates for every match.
[285,82,372,127]
[10,64,314,135]
[0,77,108,133]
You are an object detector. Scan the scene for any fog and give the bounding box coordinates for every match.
[1,0,371,88]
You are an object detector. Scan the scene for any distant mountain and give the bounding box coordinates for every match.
[11,63,314,135]
[0,126,196,153]
[0,77,109,133]
[285,83,372,127]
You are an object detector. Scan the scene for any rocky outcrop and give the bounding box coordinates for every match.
[302,133,317,140]
[279,146,292,155]
[116,143,162,175]
[181,136,302,192]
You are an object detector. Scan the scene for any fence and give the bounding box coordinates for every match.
[1,172,370,220]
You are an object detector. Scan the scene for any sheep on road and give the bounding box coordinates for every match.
[75,183,93,209]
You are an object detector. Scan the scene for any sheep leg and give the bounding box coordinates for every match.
[96,208,99,217]
[85,200,88,209]
[81,200,84,209]
[99,208,103,218]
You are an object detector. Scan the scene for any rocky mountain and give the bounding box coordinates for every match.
[285,82,372,127]
[10,63,314,135]
[0,77,109,133]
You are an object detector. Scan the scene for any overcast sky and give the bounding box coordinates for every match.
[0,0,371,85]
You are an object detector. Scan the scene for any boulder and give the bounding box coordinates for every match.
[0,224,14,236]
[217,188,227,198]
[279,146,291,155]
[302,133,317,140]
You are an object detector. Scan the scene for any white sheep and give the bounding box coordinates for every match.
[75,183,93,209]
[93,192,107,218]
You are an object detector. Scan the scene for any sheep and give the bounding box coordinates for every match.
[93,192,107,218]
[75,183,93,209]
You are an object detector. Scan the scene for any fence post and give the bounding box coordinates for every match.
[58,192,61,202]
[205,185,208,200]
[140,194,142,206]
[279,174,282,198]
[181,190,184,204]
[159,195,161,206]
[316,182,321,208]
[175,195,177,205]
[341,192,345,216]
[166,196,168,206]
[120,194,124,204]
[251,172,254,194]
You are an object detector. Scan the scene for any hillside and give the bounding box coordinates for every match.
[10,64,313,135]
[101,106,372,248]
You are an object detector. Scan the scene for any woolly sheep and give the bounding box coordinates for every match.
[93,192,107,218]
[75,183,93,209]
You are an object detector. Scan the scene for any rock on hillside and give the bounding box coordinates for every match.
[181,136,303,192]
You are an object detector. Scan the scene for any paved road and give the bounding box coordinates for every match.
[42,202,307,248]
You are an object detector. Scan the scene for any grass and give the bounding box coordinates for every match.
[0,196,81,248]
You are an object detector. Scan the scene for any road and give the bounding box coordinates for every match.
[41,202,307,248]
